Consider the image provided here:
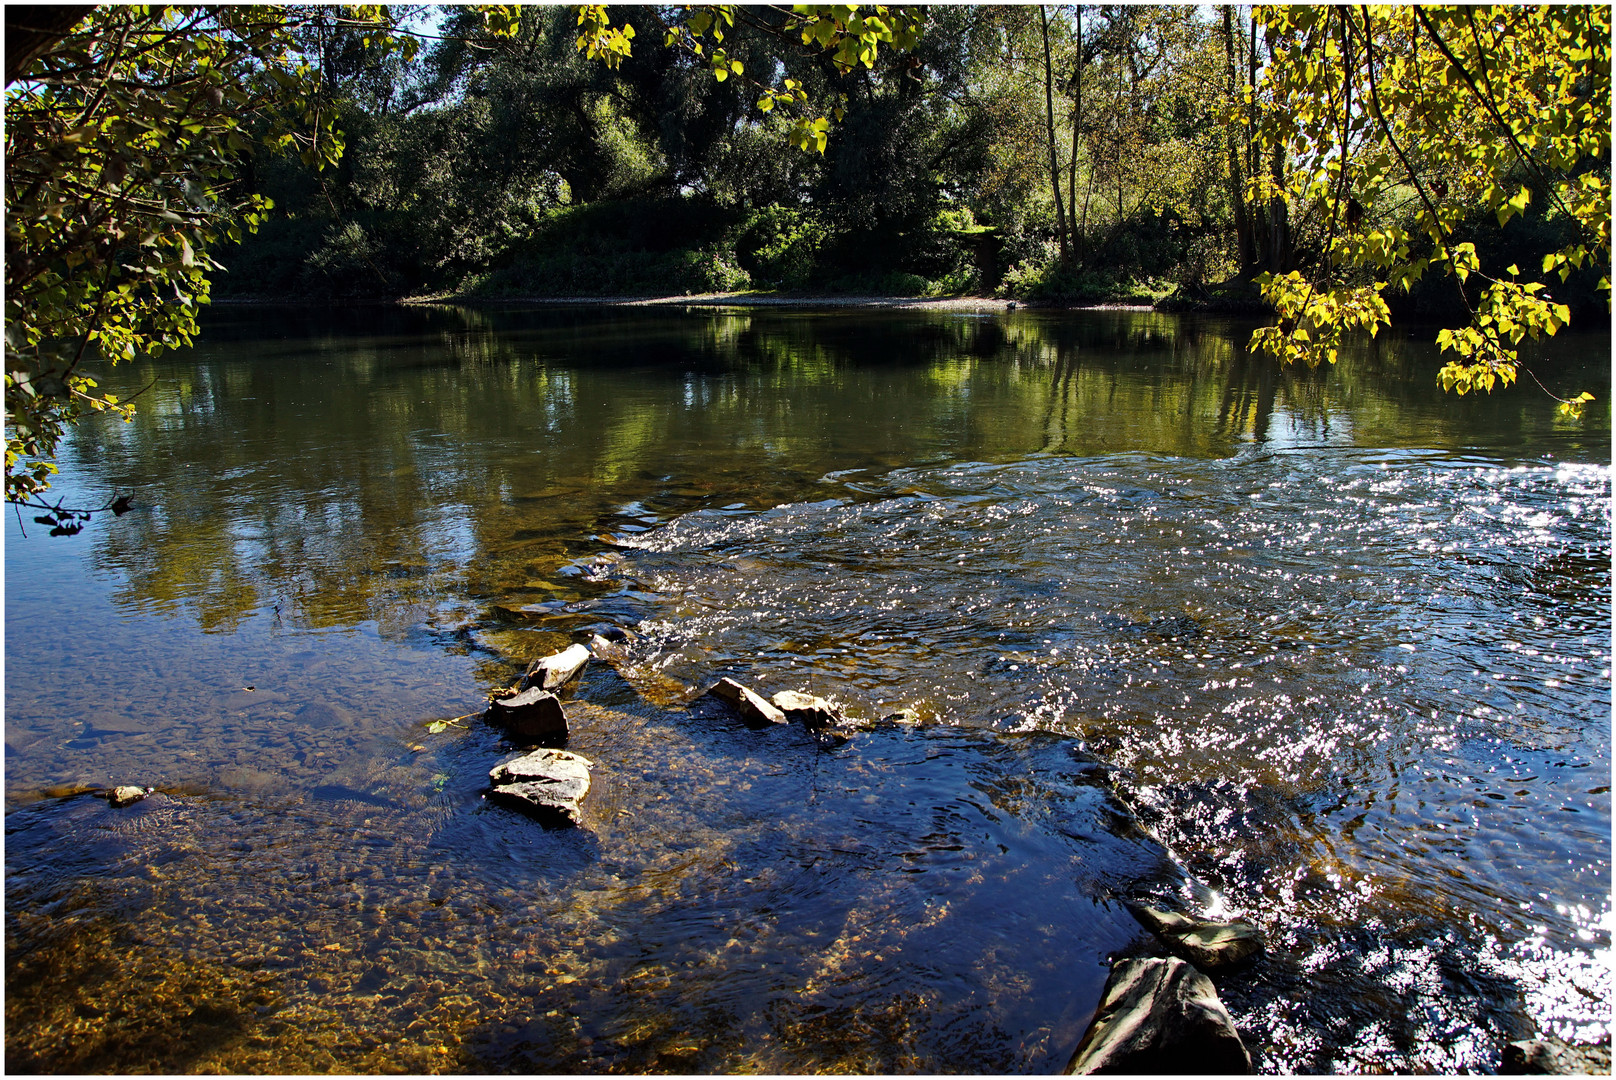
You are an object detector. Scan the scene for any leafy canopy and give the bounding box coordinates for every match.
[575,4,926,153]
[1244,5,1609,416]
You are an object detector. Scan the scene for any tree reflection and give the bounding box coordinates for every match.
[58,305,1608,636]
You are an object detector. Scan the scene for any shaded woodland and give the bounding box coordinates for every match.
[217,5,1603,314]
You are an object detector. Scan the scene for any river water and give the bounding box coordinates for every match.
[4,304,1609,1073]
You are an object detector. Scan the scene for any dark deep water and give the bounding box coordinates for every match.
[4,304,1609,1073]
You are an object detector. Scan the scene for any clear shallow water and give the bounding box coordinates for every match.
[5,304,1610,1072]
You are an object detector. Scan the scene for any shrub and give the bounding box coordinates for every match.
[738,207,828,288]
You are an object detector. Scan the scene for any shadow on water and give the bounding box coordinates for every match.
[6,305,1609,1072]
[6,695,1184,1073]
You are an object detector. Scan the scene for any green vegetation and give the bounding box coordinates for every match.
[2,4,519,507]
[1243,6,1609,418]
[5,4,1609,501]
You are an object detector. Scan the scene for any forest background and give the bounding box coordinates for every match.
[215,4,1606,313]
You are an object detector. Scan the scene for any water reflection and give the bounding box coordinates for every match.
[6,305,1609,1073]
[52,304,1609,639]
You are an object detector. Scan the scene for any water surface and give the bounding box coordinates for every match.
[5,305,1609,1072]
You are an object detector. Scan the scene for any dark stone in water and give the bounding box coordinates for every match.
[486,687,568,746]
[707,678,787,728]
[1503,1036,1612,1075]
[522,643,591,693]
[487,748,593,826]
[1125,902,1264,971]
[1066,956,1250,1074]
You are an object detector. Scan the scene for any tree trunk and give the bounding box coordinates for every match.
[1257,14,1291,273]
[1068,5,1083,264]
[1221,6,1256,278]
[1039,5,1070,265]
[1266,142,1291,272]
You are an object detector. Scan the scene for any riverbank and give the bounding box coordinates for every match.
[399,291,1154,312]
[212,291,1164,313]
[218,281,1273,315]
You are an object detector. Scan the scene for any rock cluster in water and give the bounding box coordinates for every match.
[706,680,854,745]
[472,622,1598,1074]
[482,633,1261,1068]
[477,638,851,828]
[707,677,787,727]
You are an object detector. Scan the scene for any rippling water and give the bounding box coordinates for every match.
[5,305,1609,1072]
[615,450,1611,1070]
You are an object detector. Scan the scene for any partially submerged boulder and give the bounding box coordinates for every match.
[771,690,842,729]
[772,690,853,745]
[486,687,568,746]
[1503,1035,1612,1075]
[706,678,787,728]
[1126,903,1265,971]
[487,748,593,826]
[522,642,591,693]
[105,785,149,808]
[1066,956,1250,1074]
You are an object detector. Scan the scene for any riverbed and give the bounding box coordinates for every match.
[5,305,1609,1072]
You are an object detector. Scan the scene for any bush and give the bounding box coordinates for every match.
[677,245,752,293]
[737,207,828,288]
[996,251,1170,304]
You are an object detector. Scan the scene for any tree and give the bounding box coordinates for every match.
[575,3,928,154]
[3,4,520,516]
[1219,4,1291,280]
[1080,8,1226,251]
[1243,5,1609,415]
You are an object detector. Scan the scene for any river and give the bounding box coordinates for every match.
[4,304,1609,1072]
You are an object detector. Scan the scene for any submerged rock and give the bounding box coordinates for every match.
[486,687,568,746]
[487,748,593,826]
[105,785,149,808]
[707,678,787,728]
[522,642,591,693]
[1503,1036,1612,1075]
[1126,902,1265,971]
[590,634,702,707]
[1066,956,1250,1074]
